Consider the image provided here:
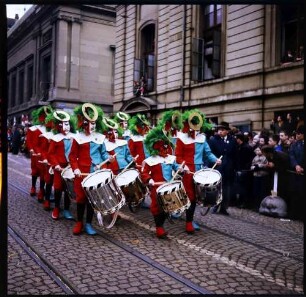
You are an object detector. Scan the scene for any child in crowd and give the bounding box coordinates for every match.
[250,147,270,210]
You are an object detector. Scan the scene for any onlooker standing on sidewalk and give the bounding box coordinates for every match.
[250,146,269,210]
[288,125,304,220]
[208,121,237,215]
[11,125,22,155]
[278,130,291,154]
[234,133,255,208]
[268,134,282,152]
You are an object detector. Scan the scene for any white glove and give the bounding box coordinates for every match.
[42,159,48,164]
[74,168,82,177]
[183,165,190,172]
[55,165,62,171]
[148,179,155,186]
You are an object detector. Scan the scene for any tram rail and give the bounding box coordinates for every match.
[7,155,304,295]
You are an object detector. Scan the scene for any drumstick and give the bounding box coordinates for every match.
[32,153,41,156]
[98,153,118,169]
[38,160,51,165]
[171,161,185,182]
[121,155,139,174]
[153,181,165,186]
[211,155,222,170]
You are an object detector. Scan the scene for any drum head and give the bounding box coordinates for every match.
[193,169,221,186]
[116,169,139,187]
[157,181,182,194]
[82,169,112,188]
[61,167,74,179]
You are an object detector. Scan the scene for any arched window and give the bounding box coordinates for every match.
[134,23,155,95]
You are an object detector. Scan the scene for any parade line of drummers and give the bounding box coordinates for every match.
[26,103,228,238]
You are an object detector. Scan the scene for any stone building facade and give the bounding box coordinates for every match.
[114,4,304,132]
[7,4,116,124]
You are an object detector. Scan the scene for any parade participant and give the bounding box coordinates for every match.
[113,111,131,141]
[175,109,221,233]
[101,117,134,175]
[26,105,53,202]
[208,121,237,215]
[157,110,183,147]
[128,114,151,169]
[39,116,55,211]
[47,110,76,220]
[157,110,183,219]
[141,127,187,238]
[69,103,115,235]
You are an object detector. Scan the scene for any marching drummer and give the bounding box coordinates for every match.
[69,103,115,236]
[175,109,221,234]
[101,117,135,175]
[157,110,183,148]
[47,110,76,220]
[26,105,53,202]
[127,114,151,169]
[141,127,189,238]
[38,116,55,211]
[113,111,131,141]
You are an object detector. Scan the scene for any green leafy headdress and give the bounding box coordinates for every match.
[45,110,76,134]
[157,110,182,136]
[31,105,53,125]
[182,109,212,133]
[144,127,173,156]
[71,103,105,133]
[128,114,150,136]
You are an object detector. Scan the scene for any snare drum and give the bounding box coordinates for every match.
[61,166,76,199]
[81,169,125,216]
[115,169,147,208]
[156,181,190,215]
[193,168,222,207]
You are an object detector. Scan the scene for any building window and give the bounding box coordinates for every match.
[27,65,33,101]
[192,5,222,81]
[42,29,52,45]
[134,24,155,95]
[11,75,16,108]
[18,69,24,105]
[280,4,304,64]
[39,55,51,101]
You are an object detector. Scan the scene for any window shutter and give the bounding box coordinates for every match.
[192,38,205,81]
[212,30,221,77]
[146,54,154,91]
[134,59,142,82]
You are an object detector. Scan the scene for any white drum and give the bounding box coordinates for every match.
[61,166,76,199]
[81,169,125,216]
[115,169,147,209]
[156,181,190,215]
[193,168,222,207]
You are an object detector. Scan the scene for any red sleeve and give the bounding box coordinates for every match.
[175,138,184,164]
[48,140,59,167]
[25,129,33,151]
[140,162,152,184]
[128,138,136,157]
[68,139,79,171]
[40,137,50,160]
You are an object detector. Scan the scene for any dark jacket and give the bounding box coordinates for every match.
[208,134,237,181]
[289,140,304,170]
